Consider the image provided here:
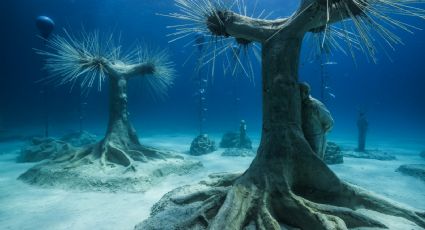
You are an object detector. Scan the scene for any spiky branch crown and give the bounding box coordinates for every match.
[162,0,273,80]
[166,0,425,62]
[36,29,175,97]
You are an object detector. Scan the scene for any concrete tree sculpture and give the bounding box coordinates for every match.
[137,0,425,228]
[19,30,201,192]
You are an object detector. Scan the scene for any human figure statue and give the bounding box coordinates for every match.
[300,82,334,159]
[356,111,368,152]
[239,119,247,147]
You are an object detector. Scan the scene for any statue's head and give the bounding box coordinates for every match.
[299,82,311,101]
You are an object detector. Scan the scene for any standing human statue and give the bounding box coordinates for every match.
[356,111,368,152]
[239,120,247,147]
[300,82,334,159]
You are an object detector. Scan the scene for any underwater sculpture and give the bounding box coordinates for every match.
[324,142,344,165]
[239,120,248,146]
[396,164,425,182]
[221,120,255,157]
[137,0,425,229]
[345,110,396,160]
[60,131,97,147]
[300,82,334,159]
[356,111,368,152]
[18,30,201,192]
[190,134,217,155]
[220,120,253,149]
[17,137,74,163]
[17,131,97,163]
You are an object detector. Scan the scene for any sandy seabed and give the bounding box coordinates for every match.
[0,134,424,230]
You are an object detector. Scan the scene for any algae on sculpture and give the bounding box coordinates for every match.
[324,141,344,165]
[138,0,425,229]
[220,120,253,149]
[17,131,97,163]
[300,82,334,160]
[221,120,255,157]
[19,30,201,192]
[17,137,74,163]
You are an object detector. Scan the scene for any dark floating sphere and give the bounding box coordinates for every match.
[36,16,55,39]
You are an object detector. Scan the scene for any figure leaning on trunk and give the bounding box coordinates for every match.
[300,82,334,159]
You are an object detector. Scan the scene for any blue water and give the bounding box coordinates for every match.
[0,0,424,147]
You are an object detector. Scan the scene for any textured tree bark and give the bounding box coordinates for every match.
[137,5,425,229]
[202,34,355,230]
[57,64,172,170]
[105,76,140,146]
[18,36,204,192]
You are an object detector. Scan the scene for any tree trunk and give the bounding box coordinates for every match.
[137,35,425,230]
[104,76,140,146]
[137,4,425,229]
[245,35,343,193]
[56,75,171,169]
[254,36,306,168]
[204,36,348,230]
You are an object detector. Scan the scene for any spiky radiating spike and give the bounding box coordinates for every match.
[316,0,425,62]
[161,0,266,80]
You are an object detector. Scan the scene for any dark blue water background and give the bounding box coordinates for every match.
[0,0,424,145]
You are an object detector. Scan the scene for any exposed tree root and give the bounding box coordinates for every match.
[338,183,425,228]
[138,162,425,230]
[136,133,425,229]
[54,134,179,172]
[291,149,425,229]
[18,132,201,193]
[301,199,385,228]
